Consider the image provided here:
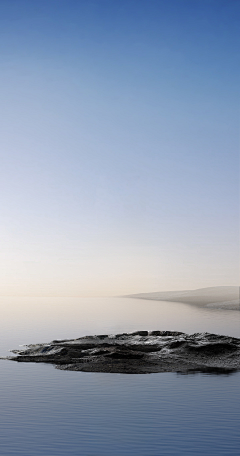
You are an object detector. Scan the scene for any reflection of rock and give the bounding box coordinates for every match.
[7,331,240,374]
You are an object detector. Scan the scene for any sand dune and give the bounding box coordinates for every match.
[126,286,240,310]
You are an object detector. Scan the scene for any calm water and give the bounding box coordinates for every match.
[0,297,240,455]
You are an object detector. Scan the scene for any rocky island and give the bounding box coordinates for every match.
[6,330,240,374]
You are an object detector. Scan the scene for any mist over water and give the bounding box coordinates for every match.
[1,296,239,356]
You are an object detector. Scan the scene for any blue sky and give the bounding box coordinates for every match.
[0,0,239,295]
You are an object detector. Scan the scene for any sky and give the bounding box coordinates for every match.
[0,0,239,296]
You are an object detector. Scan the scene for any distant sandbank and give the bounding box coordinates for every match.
[125,286,240,310]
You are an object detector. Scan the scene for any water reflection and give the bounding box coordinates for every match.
[177,368,238,376]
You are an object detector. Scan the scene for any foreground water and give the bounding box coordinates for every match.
[0,297,239,455]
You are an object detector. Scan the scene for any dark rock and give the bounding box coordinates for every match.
[5,331,240,375]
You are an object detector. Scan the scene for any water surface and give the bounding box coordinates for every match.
[0,297,239,455]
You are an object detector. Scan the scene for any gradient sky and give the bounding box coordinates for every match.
[0,0,239,296]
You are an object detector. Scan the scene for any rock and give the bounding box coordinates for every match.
[5,331,240,374]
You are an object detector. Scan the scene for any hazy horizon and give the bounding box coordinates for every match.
[0,285,239,299]
[1,0,239,296]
